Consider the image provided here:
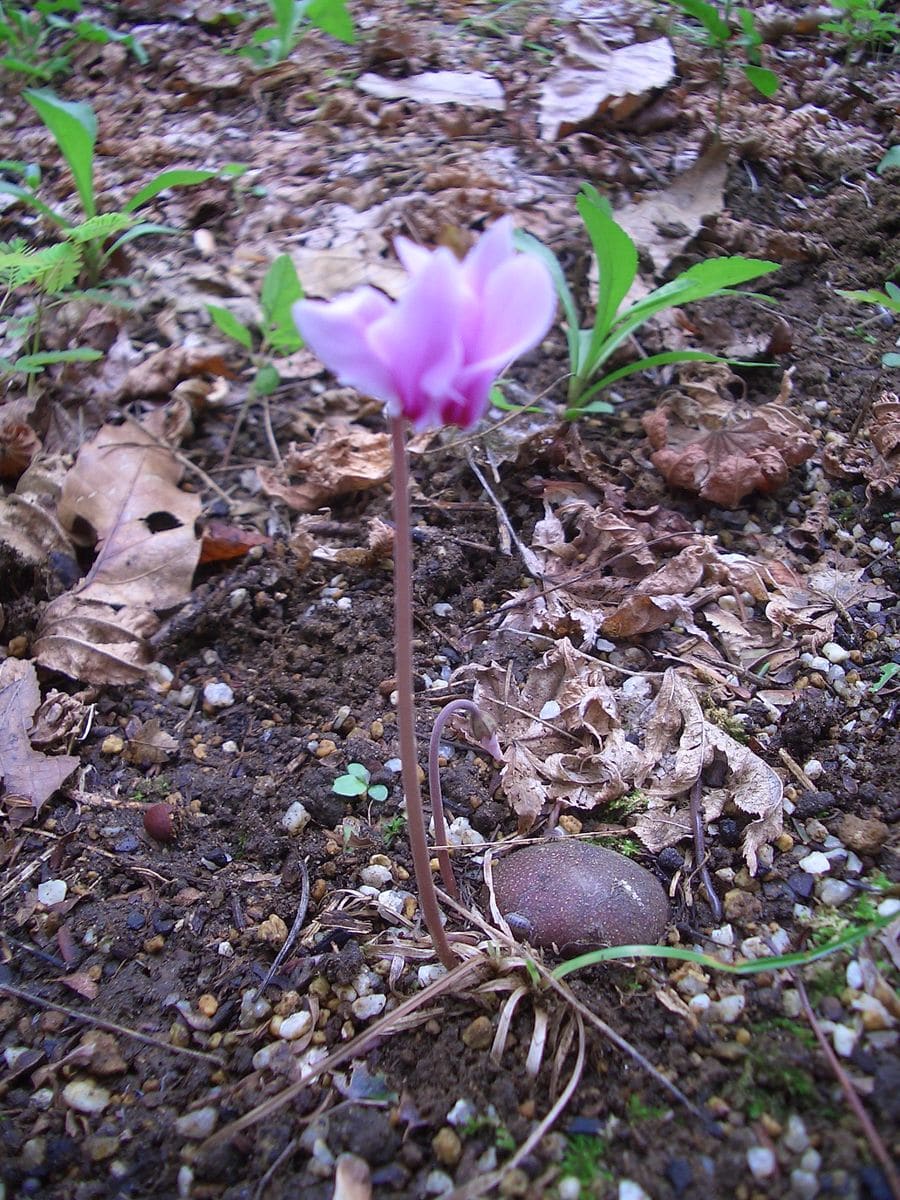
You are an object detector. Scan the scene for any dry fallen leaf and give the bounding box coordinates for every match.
[539,36,674,140]
[0,659,79,817]
[33,422,202,684]
[0,455,73,565]
[123,717,179,767]
[357,71,505,110]
[258,420,392,512]
[643,367,816,507]
[823,391,900,500]
[199,520,272,564]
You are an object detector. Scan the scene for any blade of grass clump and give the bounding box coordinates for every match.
[576,184,638,374]
[24,88,97,219]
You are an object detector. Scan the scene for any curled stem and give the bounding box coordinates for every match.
[428,697,502,900]
[390,418,456,969]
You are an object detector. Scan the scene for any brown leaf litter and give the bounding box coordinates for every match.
[642,365,816,507]
[823,391,900,500]
[33,420,202,684]
[459,640,782,872]
[258,420,392,512]
[0,659,79,819]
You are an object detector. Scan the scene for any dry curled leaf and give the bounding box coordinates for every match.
[199,520,271,564]
[643,367,816,507]
[0,456,72,565]
[823,392,900,500]
[0,417,41,480]
[0,659,78,817]
[123,717,179,767]
[33,422,201,684]
[258,420,392,512]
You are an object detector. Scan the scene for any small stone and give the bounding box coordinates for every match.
[723,889,762,924]
[282,802,311,835]
[558,1178,582,1200]
[277,1011,313,1040]
[175,1105,218,1139]
[177,1165,194,1199]
[461,1015,493,1050]
[619,1184,652,1200]
[425,1170,454,1195]
[709,994,745,1023]
[63,1078,111,1115]
[86,1136,119,1163]
[800,1149,821,1173]
[432,1127,462,1167]
[499,1168,529,1196]
[837,814,889,855]
[822,642,850,664]
[803,759,824,780]
[101,734,125,754]
[798,852,831,875]
[775,833,795,852]
[360,864,393,888]
[196,994,218,1018]
[37,879,67,906]
[789,1169,820,1199]
[446,1099,477,1126]
[257,914,288,945]
[747,1146,776,1179]
[832,1024,857,1056]
[782,1114,809,1154]
[351,994,386,1020]
[203,681,234,710]
[315,739,338,758]
[818,879,854,907]
[558,814,582,835]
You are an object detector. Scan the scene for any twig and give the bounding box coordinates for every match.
[793,972,900,1200]
[257,858,310,995]
[0,981,223,1066]
[260,393,284,471]
[689,776,723,922]
[466,453,543,579]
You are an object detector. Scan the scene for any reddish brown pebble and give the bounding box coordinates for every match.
[491,841,670,952]
[144,802,175,842]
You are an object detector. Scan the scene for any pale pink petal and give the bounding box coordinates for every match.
[464,254,556,372]
[367,249,465,427]
[461,216,515,296]
[292,290,396,403]
[394,236,434,277]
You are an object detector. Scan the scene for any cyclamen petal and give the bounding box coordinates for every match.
[291,218,556,430]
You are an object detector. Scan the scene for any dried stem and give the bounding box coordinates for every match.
[689,776,723,922]
[391,418,456,969]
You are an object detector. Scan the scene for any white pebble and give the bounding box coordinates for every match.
[384,758,402,773]
[540,700,561,719]
[37,879,67,906]
[747,1146,776,1179]
[711,924,734,947]
[203,681,234,709]
[709,994,745,1023]
[447,1099,477,1126]
[217,941,235,958]
[175,1105,218,1139]
[62,1078,110,1115]
[351,994,387,1020]
[425,1170,454,1195]
[846,961,864,990]
[146,662,175,691]
[418,964,447,987]
[277,1012,312,1040]
[878,898,900,918]
[832,1024,858,1057]
[689,994,711,1014]
[281,801,311,835]
[782,1114,809,1154]
[619,1183,652,1200]
[360,864,392,888]
[800,1149,822,1173]
[798,852,831,875]
[177,1164,194,1199]
[869,537,890,552]
[822,642,850,664]
[818,879,854,907]
[378,889,414,919]
[222,740,238,754]
[432,603,452,617]
[803,759,824,779]
[790,1168,820,1199]
[228,588,248,611]
[559,1178,581,1200]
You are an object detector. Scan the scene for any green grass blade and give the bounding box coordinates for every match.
[577,185,638,371]
[552,911,896,980]
[24,88,97,218]
[566,350,725,416]
[0,178,68,226]
[123,168,220,214]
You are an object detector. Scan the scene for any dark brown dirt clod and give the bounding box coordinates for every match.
[491,841,670,952]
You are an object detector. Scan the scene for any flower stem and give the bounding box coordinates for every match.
[390,418,456,969]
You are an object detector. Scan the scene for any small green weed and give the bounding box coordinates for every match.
[626,1093,667,1121]
[237,0,354,66]
[0,0,146,83]
[516,185,778,417]
[821,0,900,52]
[333,763,389,803]
[593,834,642,858]
[560,1134,613,1188]
[605,788,648,820]
[379,814,406,847]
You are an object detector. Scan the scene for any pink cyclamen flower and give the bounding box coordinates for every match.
[292,217,556,430]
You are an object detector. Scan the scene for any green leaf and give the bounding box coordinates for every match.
[837,286,900,315]
[0,239,81,291]
[566,351,725,417]
[253,362,280,394]
[883,352,900,368]
[346,763,371,781]
[0,178,68,226]
[306,0,356,43]
[123,168,221,214]
[871,662,900,693]
[742,64,780,96]
[13,347,103,371]
[333,774,368,796]
[106,221,181,255]
[66,212,134,243]
[576,185,638,372]
[665,0,731,42]
[260,253,304,352]
[368,784,388,802]
[24,88,97,218]
[877,145,900,174]
[207,304,253,349]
